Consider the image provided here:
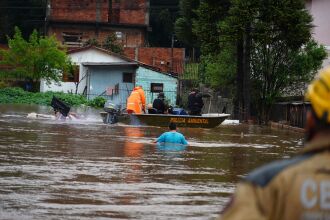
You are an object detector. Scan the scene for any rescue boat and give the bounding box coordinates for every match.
[100,112,230,128]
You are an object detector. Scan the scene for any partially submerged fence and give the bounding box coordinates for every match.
[270,102,310,128]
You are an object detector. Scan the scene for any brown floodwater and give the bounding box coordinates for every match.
[0,104,304,219]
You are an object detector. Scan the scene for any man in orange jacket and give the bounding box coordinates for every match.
[126,85,146,114]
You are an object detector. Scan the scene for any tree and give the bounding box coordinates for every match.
[149,8,178,47]
[251,40,327,122]
[174,0,199,56]
[83,38,100,47]
[83,34,124,54]
[0,27,71,85]
[192,0,230,56]
[102,34,123,54]
[221,0,326,123]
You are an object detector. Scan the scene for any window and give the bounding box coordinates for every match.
[62,32,82,47]
[63,65,79,82]
[116,31,123,40]
[123,72,133,83]
[150,83,163,93]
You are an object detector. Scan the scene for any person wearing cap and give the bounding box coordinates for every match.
[126,85,146,114]
[188,88,204,115]
[152,92,166,114]
[219,67,330,220]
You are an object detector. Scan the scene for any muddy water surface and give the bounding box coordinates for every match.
[0,104,304,219]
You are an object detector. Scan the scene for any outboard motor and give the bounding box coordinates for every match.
[104,101,121,124]
[51,96,70,117]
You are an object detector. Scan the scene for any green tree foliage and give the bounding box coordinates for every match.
[83,38,100,47]
[192,0,230,55]
[149,9,178,47]
[198,0,326,122]
[203,42,236,90]
[0,27,71,85]
[83,34,123,54]
[251,40,327,122]
[102,34,123,54]
[174,0,199,47]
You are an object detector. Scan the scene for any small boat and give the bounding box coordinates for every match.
[100,112,230,128]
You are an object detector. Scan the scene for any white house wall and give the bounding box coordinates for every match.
[306,0,330,67]
[40,48,128,94]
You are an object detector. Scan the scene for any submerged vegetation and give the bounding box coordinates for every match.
[0,87,106,108]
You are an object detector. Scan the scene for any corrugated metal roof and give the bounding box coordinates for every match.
[82,62,138,66]
[69,46,177,78]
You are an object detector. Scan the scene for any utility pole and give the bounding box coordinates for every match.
[170,34,174,73]
[44,0,50,37]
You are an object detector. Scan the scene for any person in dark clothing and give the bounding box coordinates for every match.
[188,89,204,115]
[152,92,166,114]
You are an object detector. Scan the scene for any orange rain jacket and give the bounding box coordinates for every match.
[219,135,330,220]
[126,86,146,114]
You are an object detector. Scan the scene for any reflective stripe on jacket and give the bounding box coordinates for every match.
[219,135,330,220]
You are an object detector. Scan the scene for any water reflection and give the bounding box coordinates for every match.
[123,127,145,158]
[0,104,304,219]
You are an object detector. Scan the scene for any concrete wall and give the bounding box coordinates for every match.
[135,67,178,106]
[306,0,330,67]
[307,0,330,46]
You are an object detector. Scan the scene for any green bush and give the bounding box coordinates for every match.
[0,87,89,107]
[87,96,106,108]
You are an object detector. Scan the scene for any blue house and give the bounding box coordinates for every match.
[83,62,138,108]
[135,66,178,106]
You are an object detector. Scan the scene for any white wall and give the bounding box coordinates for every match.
[307,0,330,46]
[40,48,128,94]
[306,0,330,68]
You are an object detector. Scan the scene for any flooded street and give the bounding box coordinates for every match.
[0,104,304,219]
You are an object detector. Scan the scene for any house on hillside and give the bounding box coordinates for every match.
[45,0,185,74]
[46,0,149,48]
[40,46,178,107]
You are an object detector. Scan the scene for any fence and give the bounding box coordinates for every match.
[270,102,310,128]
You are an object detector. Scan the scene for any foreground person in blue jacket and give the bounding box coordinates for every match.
[155,122,188,145]
[219,67,330,220]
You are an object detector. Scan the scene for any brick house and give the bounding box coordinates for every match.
[46,0,149,48]
[46,0,184,74]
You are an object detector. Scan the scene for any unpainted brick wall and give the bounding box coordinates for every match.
[50,0,148,25]
[124,47,185,74]
[48,26,145,48]
[50,0,108,22]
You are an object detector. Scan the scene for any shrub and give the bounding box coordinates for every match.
[0,87,89,107]
[87,96,106,108]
